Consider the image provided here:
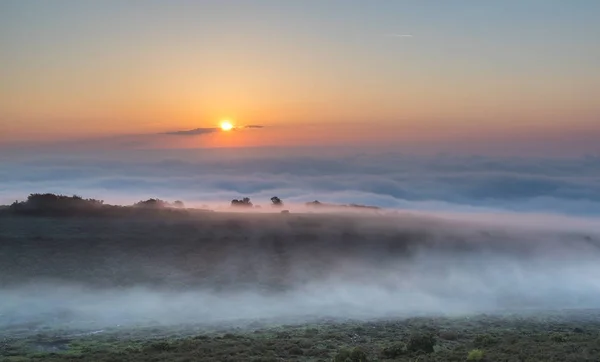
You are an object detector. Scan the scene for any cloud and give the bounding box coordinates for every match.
[161,125,265,135]
[386,34,413,38]
[2,149,600,216]
[162,127,219,136]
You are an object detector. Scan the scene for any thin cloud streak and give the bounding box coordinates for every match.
[162,125,265,136]
[386,34,414,38]
[162,128,220,136]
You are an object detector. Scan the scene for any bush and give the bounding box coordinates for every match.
[11,193,104,212]
[407,333,436,354]
[550,333,567,343]
[133,199,187,209]
[134,198,170,208]
[332,347,369,362]
[380,343,407,358]
[231,197,253,207]
[148,341,175,352]
[288,346,304,355]
[438,330,459,341]
[467,349,484,361]
[473,334,497,348]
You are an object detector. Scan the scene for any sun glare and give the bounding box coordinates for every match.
[220,121,233,131]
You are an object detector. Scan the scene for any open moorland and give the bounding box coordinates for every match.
[3,311,600,362]
[2,196,600,361]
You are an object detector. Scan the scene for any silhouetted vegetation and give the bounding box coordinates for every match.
[133,198,171,208]
[8,193,104,215]
[270,196,283,207]
[2,193,195,218]
[231,197,253,207]
[1,192,382,218]
[132,198,185,209]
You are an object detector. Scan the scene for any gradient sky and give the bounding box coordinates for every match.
[1,0,599,152]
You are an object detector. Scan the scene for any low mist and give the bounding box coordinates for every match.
[2,209,600,332]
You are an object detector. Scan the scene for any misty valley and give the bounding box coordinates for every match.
[3,0,600,360]
[2,201,600,361]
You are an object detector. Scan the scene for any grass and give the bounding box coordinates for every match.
[2,313,600,361]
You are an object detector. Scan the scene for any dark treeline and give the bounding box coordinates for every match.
[3,193,198,218]
[1,193,380,218]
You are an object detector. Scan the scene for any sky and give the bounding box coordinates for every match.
[1,1,600,213]
[1,0,599,153]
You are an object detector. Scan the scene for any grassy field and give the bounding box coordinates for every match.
[2,211,600,361]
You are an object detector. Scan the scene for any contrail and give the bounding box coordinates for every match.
[386,34,413,38]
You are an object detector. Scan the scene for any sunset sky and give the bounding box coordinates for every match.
[1,1,599,153]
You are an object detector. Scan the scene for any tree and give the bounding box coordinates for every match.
[231,197,253,207]
[306,200,322,207]
[133,198,169,208]
[270,196,283,207]
[23,193,104,210]
[172,200,185,208]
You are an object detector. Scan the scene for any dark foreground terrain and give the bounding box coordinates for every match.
[2,210,600,361]
[3,311,600,361]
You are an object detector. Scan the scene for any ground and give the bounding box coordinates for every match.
[2,311,600,361]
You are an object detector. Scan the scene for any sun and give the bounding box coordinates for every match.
[220,120,233,131]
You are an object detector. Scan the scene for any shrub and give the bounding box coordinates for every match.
[231,197,253,207]
[438,330,459,341]
[467,349,484,361]
[381,342,407,358]
[304,328,319,337]
[288,346,304,355]
[133,199,186,209]
[148,341,175,351]
[134,198,170,208]
[332,347,369,362]
[252,358,278,362]
[473,334,497,348]
[11,193,104,212]
[550,333,567,343]
[407,333,436,354]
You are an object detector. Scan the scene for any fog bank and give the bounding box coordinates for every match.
[2,211,600,331]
